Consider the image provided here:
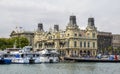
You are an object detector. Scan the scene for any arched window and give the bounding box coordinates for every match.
[67,34,69,36]
[79,34,82,36]
[87,51,90,55]
[74,33,77,36]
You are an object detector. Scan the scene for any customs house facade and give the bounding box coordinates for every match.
[34,15,98,57]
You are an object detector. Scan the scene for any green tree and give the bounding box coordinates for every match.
[0,38,8,50]
[117,47,120,55]
[0,37,29,50]
[19,37,29,48]
[108,46,113,54]
[10,37,29,48]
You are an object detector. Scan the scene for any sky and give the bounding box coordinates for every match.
[0,0,120,37]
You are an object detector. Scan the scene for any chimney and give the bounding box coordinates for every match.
[54,25,59,31]
[38,23,43,31]
[88,18,94,26]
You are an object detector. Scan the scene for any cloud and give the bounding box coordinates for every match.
[0,0,120,37]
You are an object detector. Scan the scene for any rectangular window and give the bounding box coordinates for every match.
[88,42,90,48]
[93,42,95,48]
[74,41,77,47]
[93,33,95,38]
[84,41,86,48]
[80,41,82,47]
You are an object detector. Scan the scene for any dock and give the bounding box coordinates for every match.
[64,57,120,63]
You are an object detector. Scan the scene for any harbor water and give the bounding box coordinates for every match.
[0,63,120,74]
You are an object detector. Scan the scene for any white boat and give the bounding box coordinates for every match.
[0,51,12,64]
[11,52,41,64]
[39,48,59,63]
[3,47,60,64]
[8,46,41,64]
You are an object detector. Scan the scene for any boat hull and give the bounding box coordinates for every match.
[11,58,41,64]
[40,57,59,63]
[0,58,11,64]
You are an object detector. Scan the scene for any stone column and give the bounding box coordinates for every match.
[42,43,45,49]
[37,43,39,49]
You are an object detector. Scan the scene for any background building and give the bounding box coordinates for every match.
[97,32,112,54]
[34,15,98,57]
[10,30,34,46]
[9,15,120,56]
[112,34,120,49]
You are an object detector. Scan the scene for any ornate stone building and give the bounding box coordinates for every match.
[10,30,34,46]
[33,15,98,57]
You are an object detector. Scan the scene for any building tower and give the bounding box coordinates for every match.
[66,15,79,30]
[86,17,97,31]
[69,15,77,26]
[54,25,59,32]
[37,23,44,32]
[88,18,94,26]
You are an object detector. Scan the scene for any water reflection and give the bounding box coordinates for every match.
[0,63,120,74]
[41,63,97,74]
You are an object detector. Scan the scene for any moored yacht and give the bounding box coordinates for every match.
[5,46,41,64]
[39,48,59,63]
[11,52,41,64]
[0,51,11,64]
